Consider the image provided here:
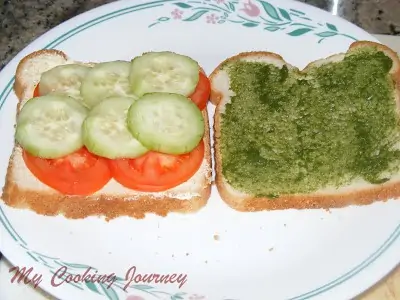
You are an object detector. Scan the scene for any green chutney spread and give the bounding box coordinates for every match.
[219,48,400,197]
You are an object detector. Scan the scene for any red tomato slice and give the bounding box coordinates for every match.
[33,84,40,97]
[189,72,210,111]
[23,148,112,195]
[109,140,205,192]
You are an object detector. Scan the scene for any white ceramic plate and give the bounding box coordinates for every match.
[0,0,399,299]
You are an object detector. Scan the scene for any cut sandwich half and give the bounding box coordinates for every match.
[210,41,400,212]
[2,49,212,220]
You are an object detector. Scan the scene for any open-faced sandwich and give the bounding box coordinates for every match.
[210,41,400,212]
[1,49,212,220]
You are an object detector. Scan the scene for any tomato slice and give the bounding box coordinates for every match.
[109,140,205,192]
[33,84,40,97]
[189,72,210,111]
[23,147,112,195]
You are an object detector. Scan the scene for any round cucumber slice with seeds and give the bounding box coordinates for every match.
[127,93,204,155]
[81,61,136,108]
[39,64,90,100]
[82,97,148,159]
[16,95,88,159]
[129,52,200,97]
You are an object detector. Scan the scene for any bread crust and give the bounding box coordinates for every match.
[2,180,210,221]
[210,41,400,212]
[1,50,212,220]
[13,49,68,100]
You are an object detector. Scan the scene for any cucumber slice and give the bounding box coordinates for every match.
[16,95,88,159]
[129,52,200,97]
[127,93,204,154]
[39,64,90,100]
[80,61,135,108]
[82,97,148,159]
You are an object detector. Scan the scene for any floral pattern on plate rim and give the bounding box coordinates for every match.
[148,0,357,44]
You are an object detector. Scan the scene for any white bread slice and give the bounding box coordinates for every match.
[210,41,400,212]
[1,50,212,220]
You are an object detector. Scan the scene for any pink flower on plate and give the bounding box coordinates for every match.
[171,8,183,19]
[215,0,225,4]
[240,0,260,17]
[189,294,205,300]
[206,14,219,24]
[126,296,145,300]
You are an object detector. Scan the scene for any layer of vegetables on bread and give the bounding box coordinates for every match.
[13,51,211,196]
[210,41,400,209]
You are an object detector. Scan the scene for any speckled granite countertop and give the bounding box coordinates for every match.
[0,0,400,70]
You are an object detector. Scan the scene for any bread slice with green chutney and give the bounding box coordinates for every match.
[209,41,400,212]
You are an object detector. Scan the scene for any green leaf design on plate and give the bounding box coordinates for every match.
[316,31,337,37]
[287,27,313,36]
[158,16,170,21]
[278,8,291,21]
[61,262,93,269]
[85,281,101,294]
[228,2,235,11]
[171,292,186,300]
[183,10,208,21]
[298,16,312,21]
[26,252,39,262]
[242,22,258,27]
[326,23,338,31]
[289,8,305,15]
[100,283,119,300]
[264,26,280,31]
[31,252,58,260]
[174,2,192,8]
[132,284,154,290]
[259,1,282,21]
[290,22,315,28]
